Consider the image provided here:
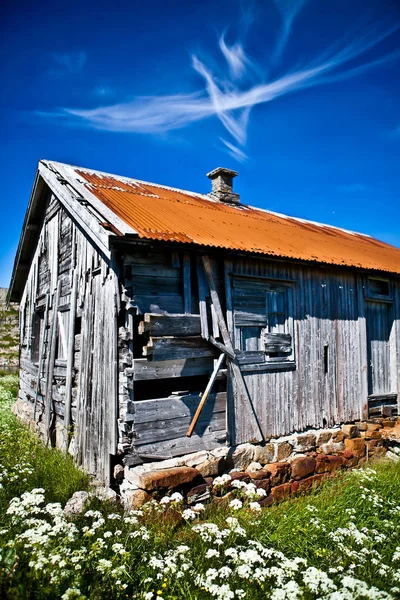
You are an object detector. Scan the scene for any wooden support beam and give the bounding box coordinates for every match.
[186,353,225,437]
[45,280,62,444]
[208,336,235,360]
[183,253,191,314]
[64,270,78,445]
[33,294,50,421]
[197,257,209,340]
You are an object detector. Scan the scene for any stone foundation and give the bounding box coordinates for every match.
[120,418,400,508]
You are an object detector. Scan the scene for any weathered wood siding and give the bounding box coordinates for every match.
[120,248,400,456]
[226,258,400,444]
[18,196,119,482]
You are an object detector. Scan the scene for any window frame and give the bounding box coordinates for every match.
[232,275,296,372]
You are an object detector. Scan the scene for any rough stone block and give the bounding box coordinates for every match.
[293,434,316,452]
[264,462,290,486]
[290,457,316,480]
[197,456,226,478]
[319,441,345,455]
[291,474,327,495]
[332,430,345,443]
[341,425,359,439]
[365,431,382,440]
[255,479,271,494]
[367,423,382,431]
[228,443,255,470]
[355,421,368,431]
[125,466,202,491]
[253,443,275,465]
[246,461,263,474]
[270,482,292,502]
[344,438,366,458]
[185,451,209,467]
[276,441,293,461]
[315,455,330,473]
[316,431,332,446]
[125,489,151,510]
[248,469,271,481]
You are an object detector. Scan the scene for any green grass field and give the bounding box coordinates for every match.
[1,374,399,600]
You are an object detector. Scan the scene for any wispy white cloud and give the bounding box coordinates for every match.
[42,7,399,161]
[219,34,254,80]
[272,0,309,61]
[48,51,87,77]
[221,138,248,162]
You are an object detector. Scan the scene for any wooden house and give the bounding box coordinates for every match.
[9,161,400,483]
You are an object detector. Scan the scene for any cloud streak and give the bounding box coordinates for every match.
[44,7,399,161]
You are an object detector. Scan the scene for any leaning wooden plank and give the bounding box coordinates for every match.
[45,280,62,444]
[187,353,225,436]
[132,357,214,381]
[33,293,50,421]
[138,313,201,337]
[64,270,78,443]
[208,336,235,360]
[143,336,217,361]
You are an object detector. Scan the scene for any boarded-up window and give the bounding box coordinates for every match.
[233,277,295,367]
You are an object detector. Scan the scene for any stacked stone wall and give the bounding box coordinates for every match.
[119,418,400,508]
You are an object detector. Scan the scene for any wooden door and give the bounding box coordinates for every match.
[366,301,394,396]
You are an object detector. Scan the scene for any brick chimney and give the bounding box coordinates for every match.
[207,167,239,204]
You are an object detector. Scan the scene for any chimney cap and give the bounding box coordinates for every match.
[206,167,238,180]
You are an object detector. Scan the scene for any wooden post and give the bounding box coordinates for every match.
[186,353,225,436]
[183,253,191,314]
[64,270,78,446]
[45,280,61,445]
[33,294,50,422]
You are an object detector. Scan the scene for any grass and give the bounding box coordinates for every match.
[1,374,400,599]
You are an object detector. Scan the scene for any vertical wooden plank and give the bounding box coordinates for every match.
[64,270,78,444]
[33,294,50,421]
[183,253,191,315]
[197,257,209,340]
[45,280,62,444]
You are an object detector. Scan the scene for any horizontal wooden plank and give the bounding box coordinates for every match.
[132,357,214,380]
[132,429,226,457]
[236,351,266,365]
[139,313,201,337]
[134,411,226,445]
[130,392,226,424]
[144,336,217,361]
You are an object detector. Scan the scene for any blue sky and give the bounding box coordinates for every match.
[1,0,400,288]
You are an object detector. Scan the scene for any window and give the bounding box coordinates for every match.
[31,310,44,363]
[232,277,295,369]
[367,278,390,299]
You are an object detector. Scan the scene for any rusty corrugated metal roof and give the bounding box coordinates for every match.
[74,167,400,274]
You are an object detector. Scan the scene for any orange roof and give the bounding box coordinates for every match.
[73,167,400,274]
